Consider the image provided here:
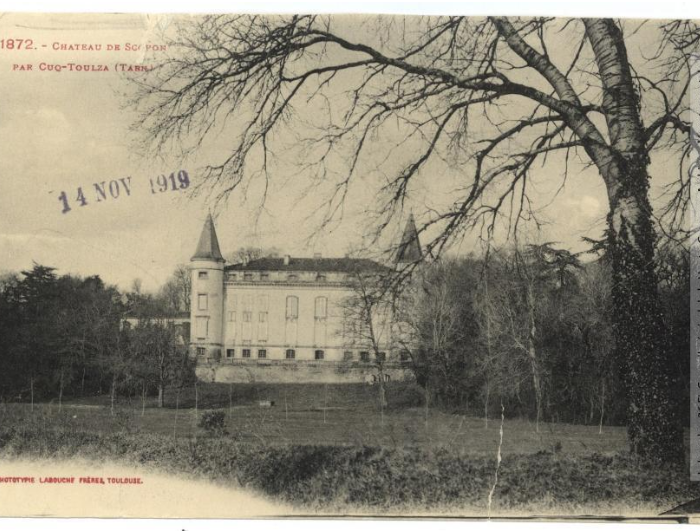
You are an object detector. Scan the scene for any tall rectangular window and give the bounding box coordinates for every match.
[286,296,299,320]
[242,349,251,358]
[197,293,208,311]
[228,311,236,322]
[314,296,327,319]
[226,349,235,358]
[243,311,252,322]
[285,349,296,359]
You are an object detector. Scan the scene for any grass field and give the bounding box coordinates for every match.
[0,382,627,456]
[1,382,699,514]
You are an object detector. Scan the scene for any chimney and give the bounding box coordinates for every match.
[283,255,291,266]
[314,252,322,259]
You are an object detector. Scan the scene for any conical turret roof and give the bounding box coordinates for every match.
[191,213,225,262]
[395,214,422,264]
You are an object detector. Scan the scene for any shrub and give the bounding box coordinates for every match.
[198,410,228,436]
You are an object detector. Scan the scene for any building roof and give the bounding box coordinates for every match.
[191,214,225,262]
[225,257,388,273]
[395,214,423,264]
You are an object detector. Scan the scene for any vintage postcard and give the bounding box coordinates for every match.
[0,9,699,522]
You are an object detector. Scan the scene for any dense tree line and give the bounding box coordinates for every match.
[0,250,688,433]
[402,241,688,429]
[0,264,194,407]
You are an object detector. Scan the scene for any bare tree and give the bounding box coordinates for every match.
[159,264,191,313]
[397,258,475,408]
[127,319,193,408]
[224,246,281,265]
[340,269,394,418]
[574,260,615,434]
[131,15,695,461]
[130,278,143,296]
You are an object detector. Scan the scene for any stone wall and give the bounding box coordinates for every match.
[195,359,415,384]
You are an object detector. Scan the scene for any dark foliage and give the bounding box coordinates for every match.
[405,244,688,430]
[0,264,194,405]
[1,425,698,511]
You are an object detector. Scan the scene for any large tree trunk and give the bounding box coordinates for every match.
[583,19,683,462]
[607,184,682,460]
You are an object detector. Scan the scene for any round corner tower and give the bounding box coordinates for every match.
[190,213,225,360]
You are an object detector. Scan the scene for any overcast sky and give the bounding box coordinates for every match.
[0,13,683,292]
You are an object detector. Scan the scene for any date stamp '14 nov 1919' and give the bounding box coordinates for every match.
[54,170,190,214]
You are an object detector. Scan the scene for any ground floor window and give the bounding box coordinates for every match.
[258,349,267,359]
[399,349,410,361]
[226,349,235,358]
[242,349,251,358]
[286,349,296,359]
[196,347,206,357]
[360,351,370,362]
[343,350,353,361]
[314,350,324,360]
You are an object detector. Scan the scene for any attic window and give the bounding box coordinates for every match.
[287,273,298,281]
[316,273,327,282]
[261,272,269,281]
[244,272,253,281]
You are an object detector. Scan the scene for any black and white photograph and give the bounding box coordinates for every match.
[0,6,699,522]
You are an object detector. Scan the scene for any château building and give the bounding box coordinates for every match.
[189,214,421,383]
